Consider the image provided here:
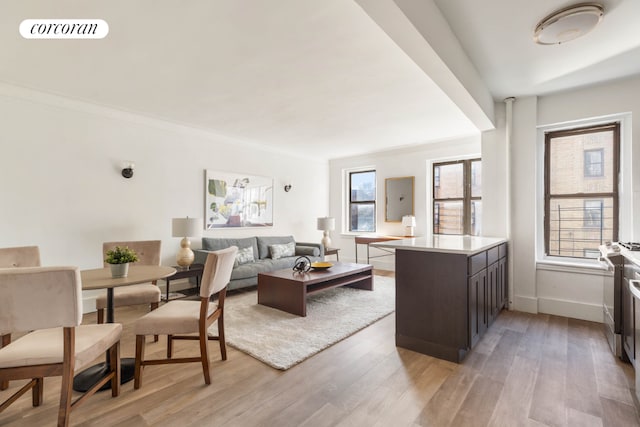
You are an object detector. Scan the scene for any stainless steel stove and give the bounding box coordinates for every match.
[618,242,640,251]
[599,244,625,358]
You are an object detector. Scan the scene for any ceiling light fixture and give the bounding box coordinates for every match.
[534,3,604,45]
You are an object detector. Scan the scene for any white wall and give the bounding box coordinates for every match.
[328,136,481,269]
[0,85,329,309]
[506,75,640,322]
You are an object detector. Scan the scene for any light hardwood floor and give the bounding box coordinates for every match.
[1,276,639,426]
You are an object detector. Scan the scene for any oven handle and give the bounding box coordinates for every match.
[630,280,640,300]
[598,256,615,272]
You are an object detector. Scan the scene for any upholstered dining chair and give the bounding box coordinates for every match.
[0,266,122,427]
[133,246,237,389]
[97,241,162,330]
[0,245,41,391]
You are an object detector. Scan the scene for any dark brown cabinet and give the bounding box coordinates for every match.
[469,269,487,348]
[623,260,640,367]
[395,241,508,363]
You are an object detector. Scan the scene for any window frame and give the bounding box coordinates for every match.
[348,169,376,233]
[432,158,481,235]
[543,122,620,259]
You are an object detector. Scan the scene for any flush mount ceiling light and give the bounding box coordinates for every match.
[534,3,604,45]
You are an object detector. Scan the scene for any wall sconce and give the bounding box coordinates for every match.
[121,161,135,179]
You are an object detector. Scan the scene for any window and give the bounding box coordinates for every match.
[584,149,604,177]
[583,199,603,228]
[349,170,376,232]
[433,159,481,235]
[544,123,619,259]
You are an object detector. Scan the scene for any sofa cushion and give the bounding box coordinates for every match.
[256,236,295,259]
[234,246,255,267]
[202,237,258,260]
[269,242,295,259]
[231,260,275,280]
[295,245,320,257]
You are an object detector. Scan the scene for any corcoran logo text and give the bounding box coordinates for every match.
[20,19,109,39]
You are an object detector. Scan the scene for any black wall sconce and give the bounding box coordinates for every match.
[121,161,135,179]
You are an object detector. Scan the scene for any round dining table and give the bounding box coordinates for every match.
[73,265,176,392]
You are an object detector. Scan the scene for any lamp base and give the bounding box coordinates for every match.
[404,226,415,237]
[176,237,194,269]
[321,232,332,249]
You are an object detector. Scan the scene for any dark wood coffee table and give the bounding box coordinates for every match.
[257,262,373,316]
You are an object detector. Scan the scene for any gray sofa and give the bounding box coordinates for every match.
[193,235,324,290]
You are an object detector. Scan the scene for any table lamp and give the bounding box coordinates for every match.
[317,216,335,249]
[402,215,416,237]
[172,217,201,269]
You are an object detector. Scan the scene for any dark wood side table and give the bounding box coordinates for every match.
[324,247,340,261]
[163,263,204,301]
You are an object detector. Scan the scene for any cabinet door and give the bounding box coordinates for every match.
[499,257,508,309]
[623,277,635,364]
[488,262,500,324]
[469,269,487,348]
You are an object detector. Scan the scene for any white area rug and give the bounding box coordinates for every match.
[210,276,395,370]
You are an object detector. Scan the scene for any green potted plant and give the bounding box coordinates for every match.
[105,246,139,278]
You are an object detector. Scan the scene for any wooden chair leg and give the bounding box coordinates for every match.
[58,328,75,427]
[167,335,173,358]
[151,302,159,342]
[134,335,145,390]
[218,313,227,361]
[32,377,44,407]
[199,329,211,385]
[0,334,10,390]
[110,341,121,397]
[96,308,104,324]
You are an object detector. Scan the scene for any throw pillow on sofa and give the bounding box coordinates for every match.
[269,242,295,260]
[234,246,255,267]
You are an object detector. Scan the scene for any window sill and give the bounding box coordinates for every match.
[536,259,610,276]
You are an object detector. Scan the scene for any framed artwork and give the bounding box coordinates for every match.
[205,170,274,229]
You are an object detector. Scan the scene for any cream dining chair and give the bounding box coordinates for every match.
[133,246,237,389]
[0,245,41,391]
[0,266,122,427]
[97,241,162,336]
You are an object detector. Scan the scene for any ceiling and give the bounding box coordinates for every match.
[2,1,639,159]
[433,0,640,99]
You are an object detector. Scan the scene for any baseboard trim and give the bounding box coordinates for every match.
[537,297,602,323]
[512,295,538,313]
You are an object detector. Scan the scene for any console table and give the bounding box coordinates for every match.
[162,263,204,301]
[354,235,405,263]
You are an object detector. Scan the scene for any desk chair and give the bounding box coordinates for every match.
[0,266,122,427]
[0,245,41,391]
[133,246,237,388]
[96,241,162,341]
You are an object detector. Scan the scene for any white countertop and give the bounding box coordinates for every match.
[622,249,640,267]
[372,235,507,255]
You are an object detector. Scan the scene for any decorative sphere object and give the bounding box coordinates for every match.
[292,256,311,273]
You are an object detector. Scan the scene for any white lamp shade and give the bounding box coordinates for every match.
[402,215,416,227]
[172,217,201,237]
[317,217,335,231]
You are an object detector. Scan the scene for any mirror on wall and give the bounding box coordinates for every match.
[385,176,414,222]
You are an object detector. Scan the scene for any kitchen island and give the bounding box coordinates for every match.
[373,235,508,363]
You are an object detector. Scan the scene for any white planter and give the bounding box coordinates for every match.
[110,263,129,278]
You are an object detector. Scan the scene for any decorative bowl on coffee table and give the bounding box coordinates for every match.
[310,262,333,271]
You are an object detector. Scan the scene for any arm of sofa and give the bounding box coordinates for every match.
[193,249,210,266]
[295,242,324,259]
